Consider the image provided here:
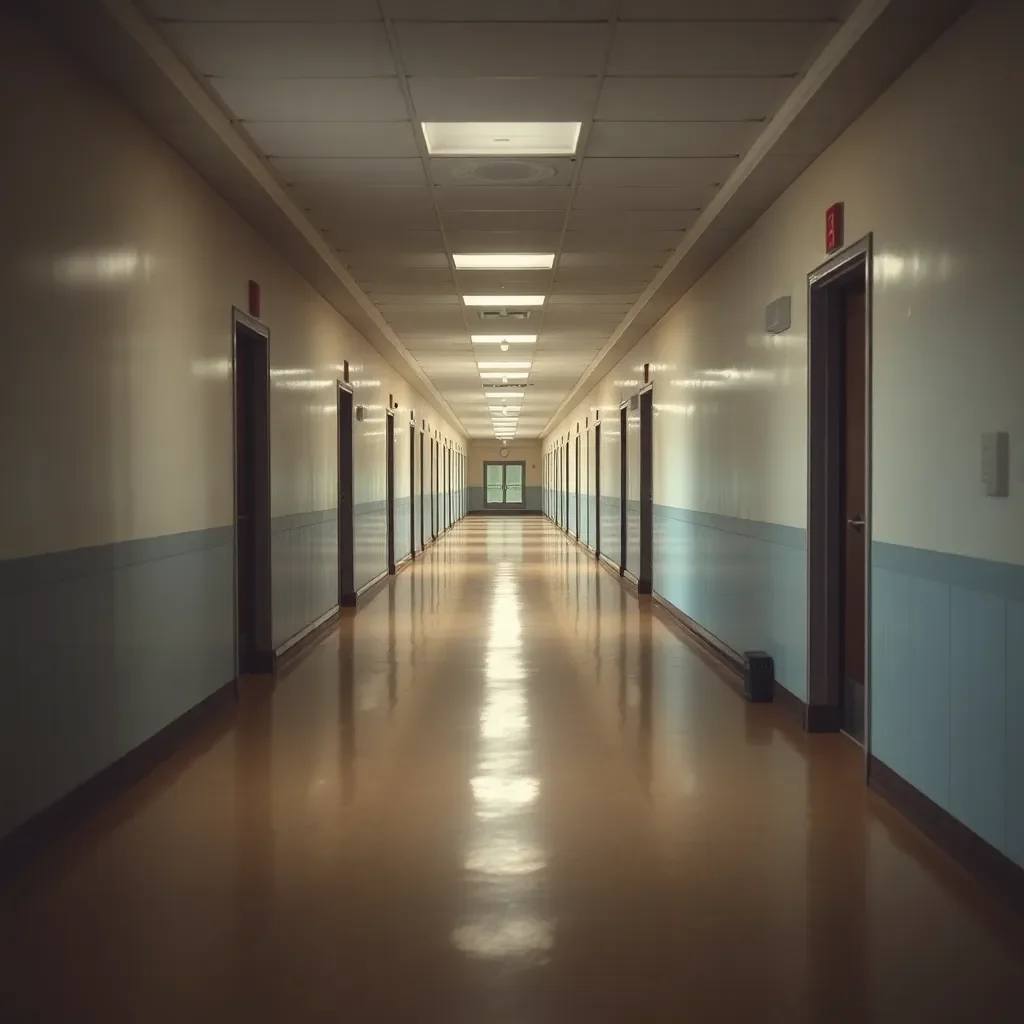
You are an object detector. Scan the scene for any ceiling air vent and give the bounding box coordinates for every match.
[452,159,557,185]
[479,309,532,321]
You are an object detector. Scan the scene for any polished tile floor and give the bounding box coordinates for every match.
[1,517,1023,1022]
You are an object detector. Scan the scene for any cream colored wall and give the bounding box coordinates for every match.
[468,442,543,487]
[546,0,1024,567]
[0,9,463,562]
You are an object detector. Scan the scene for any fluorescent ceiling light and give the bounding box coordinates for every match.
[471,335,537,344]
[421,121,582,156]
[484,390,524,399]
[454,254,554,270]
[488,407,522,413]
[478,361,531,369]
[463,295,545,307]
[480,372,529,379]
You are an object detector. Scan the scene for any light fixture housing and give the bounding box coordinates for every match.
[454,253,554,270]
[477,361,531,370]
[483,390,525,400]
[463,295,545,307]
[421,121,582,156]
[480,372,529,380]
[470,335,536,344]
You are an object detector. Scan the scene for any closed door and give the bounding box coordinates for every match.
[485,462,525,507]
[843,281,867,742]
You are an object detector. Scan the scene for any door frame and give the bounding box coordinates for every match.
[639,385,654,594]
[409,420,417,557]
[231,308,273,674]
[483,459,527,510]
[593,421,601,555]
[337,381,356,607]
[418,428,425,552]
[574,432,581,539]
[385,409,396,575]
[619,402,628,576]
[806,233,873,750]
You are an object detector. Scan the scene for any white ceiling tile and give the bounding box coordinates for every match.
[557,251,665,268]
[579,157,735,187]
[573,184,719,209]
[445,230,563,252]
[329,230,445,251]
[619,0,849,18]
[162,23,394,77]
[144,0,381,19]
[271,157,426,187]
[455,270,553,292]
[368,292,459,304]
[562,229,683,251]
[608,21,836,77]
[596,77,794,121]
[244,121,419,158]
[434,186,572,211]
[409,77,600,122]
[318,209,441,232]
[383,0,613,17]
[350,267,454,287]
[340,252,451,270]
[395,23,608,77]
[566,208,698,231]
[380,307,466,327]
[430,157,576,187]
[442,210,565,232]
[212,78,408,121]
[292,185,436,213]
[585,120,762,158]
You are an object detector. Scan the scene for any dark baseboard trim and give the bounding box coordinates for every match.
[598,552,622,577]
[468,509,544,517]
[805,702,842,733]
[621,570,640,595]
[395,552,413,573]
[868,755,1024,917]
[650,593,817,730]
[0,678,237,880]
[355,569,390,608]
[274,605,340,668]
[638,577,652,595]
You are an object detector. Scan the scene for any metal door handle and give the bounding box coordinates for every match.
[847,516,866,530]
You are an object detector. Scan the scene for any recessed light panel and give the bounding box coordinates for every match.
[484,390,525,399]
[480,372,529,379]
[471,335,537,344]
[463,295,545,307]
[422,122,582,156]
[478,361,531,369]
[454,254,554,270]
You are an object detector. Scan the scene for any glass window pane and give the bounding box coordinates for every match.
[505,484,523,503]
[485,464,503,486]
[505,464,523,486]
[486,486,505,504]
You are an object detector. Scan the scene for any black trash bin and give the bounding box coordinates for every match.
[743,651,774,703]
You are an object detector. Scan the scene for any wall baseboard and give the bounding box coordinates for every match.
[0,678,237,880]
[868,755,1024,917]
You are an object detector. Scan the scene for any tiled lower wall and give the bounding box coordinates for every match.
[871,542,1024,868]
[271,509,338,650]
[467,486,542,512]
[0,528,235,837]
[652,506,807,700]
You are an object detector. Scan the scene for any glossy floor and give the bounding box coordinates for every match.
[1,518,1023,1022]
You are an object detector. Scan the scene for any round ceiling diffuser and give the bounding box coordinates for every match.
[451,159,557,185]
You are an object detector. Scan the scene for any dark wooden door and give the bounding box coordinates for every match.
[842,282,867,741]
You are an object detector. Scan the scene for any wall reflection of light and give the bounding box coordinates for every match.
[452,562,553,963]
[52,248,152,286]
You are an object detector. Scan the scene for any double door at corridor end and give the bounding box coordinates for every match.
[485,461,524,508]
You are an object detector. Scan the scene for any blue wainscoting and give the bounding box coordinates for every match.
[271,509,338,650]
[0,527,235,838]
[653,506,807,700]
[468,486,542,513]
[871,542,1024,869]
[578,494,590,546]
[599,495,621,568]
[568,493,577,535]
[354,499,387,592]
[394,495,413,564]
[588,491,599,548]
[625,498,641,579]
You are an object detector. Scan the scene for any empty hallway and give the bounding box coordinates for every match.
[2,518,1022,1022]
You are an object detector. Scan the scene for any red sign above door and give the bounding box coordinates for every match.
[825,203,845,255]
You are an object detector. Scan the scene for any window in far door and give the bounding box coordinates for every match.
[484,461,525,507]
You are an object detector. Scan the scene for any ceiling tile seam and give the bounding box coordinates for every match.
[541,0,892,435]
[376,0,486,430]
[115,0,468,436]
